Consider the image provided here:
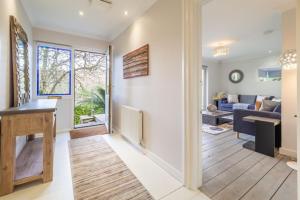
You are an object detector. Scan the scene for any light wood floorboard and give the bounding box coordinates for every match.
[203,149,253,183]
[241,158,292,200]
[271,171,297,200]
[200,131,297,200]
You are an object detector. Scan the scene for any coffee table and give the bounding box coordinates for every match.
[202,110,232,126]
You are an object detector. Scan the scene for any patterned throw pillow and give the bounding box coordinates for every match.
[255,101,262,111]
[228,94,239,103]
[259,100,279,112]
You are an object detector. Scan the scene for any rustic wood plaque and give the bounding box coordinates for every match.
[123,44,149,79]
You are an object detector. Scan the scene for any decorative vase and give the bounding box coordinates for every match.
[207,104,217,112]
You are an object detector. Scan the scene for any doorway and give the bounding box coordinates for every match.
[73,50,107,129]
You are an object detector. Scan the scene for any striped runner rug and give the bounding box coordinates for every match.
[69,136,154,200]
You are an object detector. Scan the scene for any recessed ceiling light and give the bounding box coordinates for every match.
[79,11,84,16]
[268,50,272,54]
[210,40,235,48]
[124,11,128,16]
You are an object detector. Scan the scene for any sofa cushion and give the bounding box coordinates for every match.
[221,103,234,108]
[239,95,257,104]
[248,104,255,110]
[259,100,279,112]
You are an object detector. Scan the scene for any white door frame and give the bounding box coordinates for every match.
[297,0,300,199]
[183,0,300,196]
[182,0,202,190]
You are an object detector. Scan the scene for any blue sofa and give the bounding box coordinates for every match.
[218,95,257,112]
[233,108,281,136]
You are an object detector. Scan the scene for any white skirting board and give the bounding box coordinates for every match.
[57,128,72,134]
[113,128,183,183]
[144,149,183,182]
[279,147,297,158]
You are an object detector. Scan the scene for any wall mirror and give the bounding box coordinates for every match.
[10,16,30,107]
[229,69,244,83]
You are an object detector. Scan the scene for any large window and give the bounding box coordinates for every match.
[37,44,72,96]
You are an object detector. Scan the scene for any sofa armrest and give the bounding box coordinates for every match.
[234,109,281,120]
[218,98,228,105]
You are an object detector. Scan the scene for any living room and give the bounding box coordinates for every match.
[201,0,297,199]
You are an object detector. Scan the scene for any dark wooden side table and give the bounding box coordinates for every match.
[243,116,281,157]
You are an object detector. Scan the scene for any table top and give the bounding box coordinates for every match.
[243,116,281,126]
[0,99,57,116]
[202,110,232,117]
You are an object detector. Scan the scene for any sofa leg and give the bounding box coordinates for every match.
[236,132,240,139]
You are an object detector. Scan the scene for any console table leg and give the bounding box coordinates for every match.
[0,118,15,196]
[43,113,53,183]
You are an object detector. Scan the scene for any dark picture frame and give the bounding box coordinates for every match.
[229,69,244,84]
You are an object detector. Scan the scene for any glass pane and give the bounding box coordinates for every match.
[37,45,72,95]
[74,50,106,127]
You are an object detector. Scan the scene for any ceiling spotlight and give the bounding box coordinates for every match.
[214,46,229,57]
[268,50,272,54]
[124,11,128,16]
[79,11,84,16]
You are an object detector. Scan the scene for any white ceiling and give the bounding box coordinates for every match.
[202,0,296,61]
[21,0,157,41]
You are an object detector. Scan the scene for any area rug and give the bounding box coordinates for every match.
[202,124,232,135]
[70,125,108,139]
[69,136,154,200]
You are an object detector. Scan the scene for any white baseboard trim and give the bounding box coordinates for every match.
[279,147,297,158]
[57,128,71,134]
[112,127,121,134]
[112,126,183,183]
[144,149,183,183]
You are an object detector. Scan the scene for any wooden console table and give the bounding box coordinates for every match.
[243,116,281,157]
[0,99,57,196]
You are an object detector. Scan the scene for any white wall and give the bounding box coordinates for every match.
[112,0,183,175]
[296,0,300,195]
[32,28,109,132]
[219,55,282,97]
[281,9,297,157]
[0,0,33,156]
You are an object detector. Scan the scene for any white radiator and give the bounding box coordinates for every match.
[121,105,143,147]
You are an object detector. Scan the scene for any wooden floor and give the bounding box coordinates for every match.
[200,130,297,200]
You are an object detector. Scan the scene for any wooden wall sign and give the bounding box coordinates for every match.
[123,44,149,79]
